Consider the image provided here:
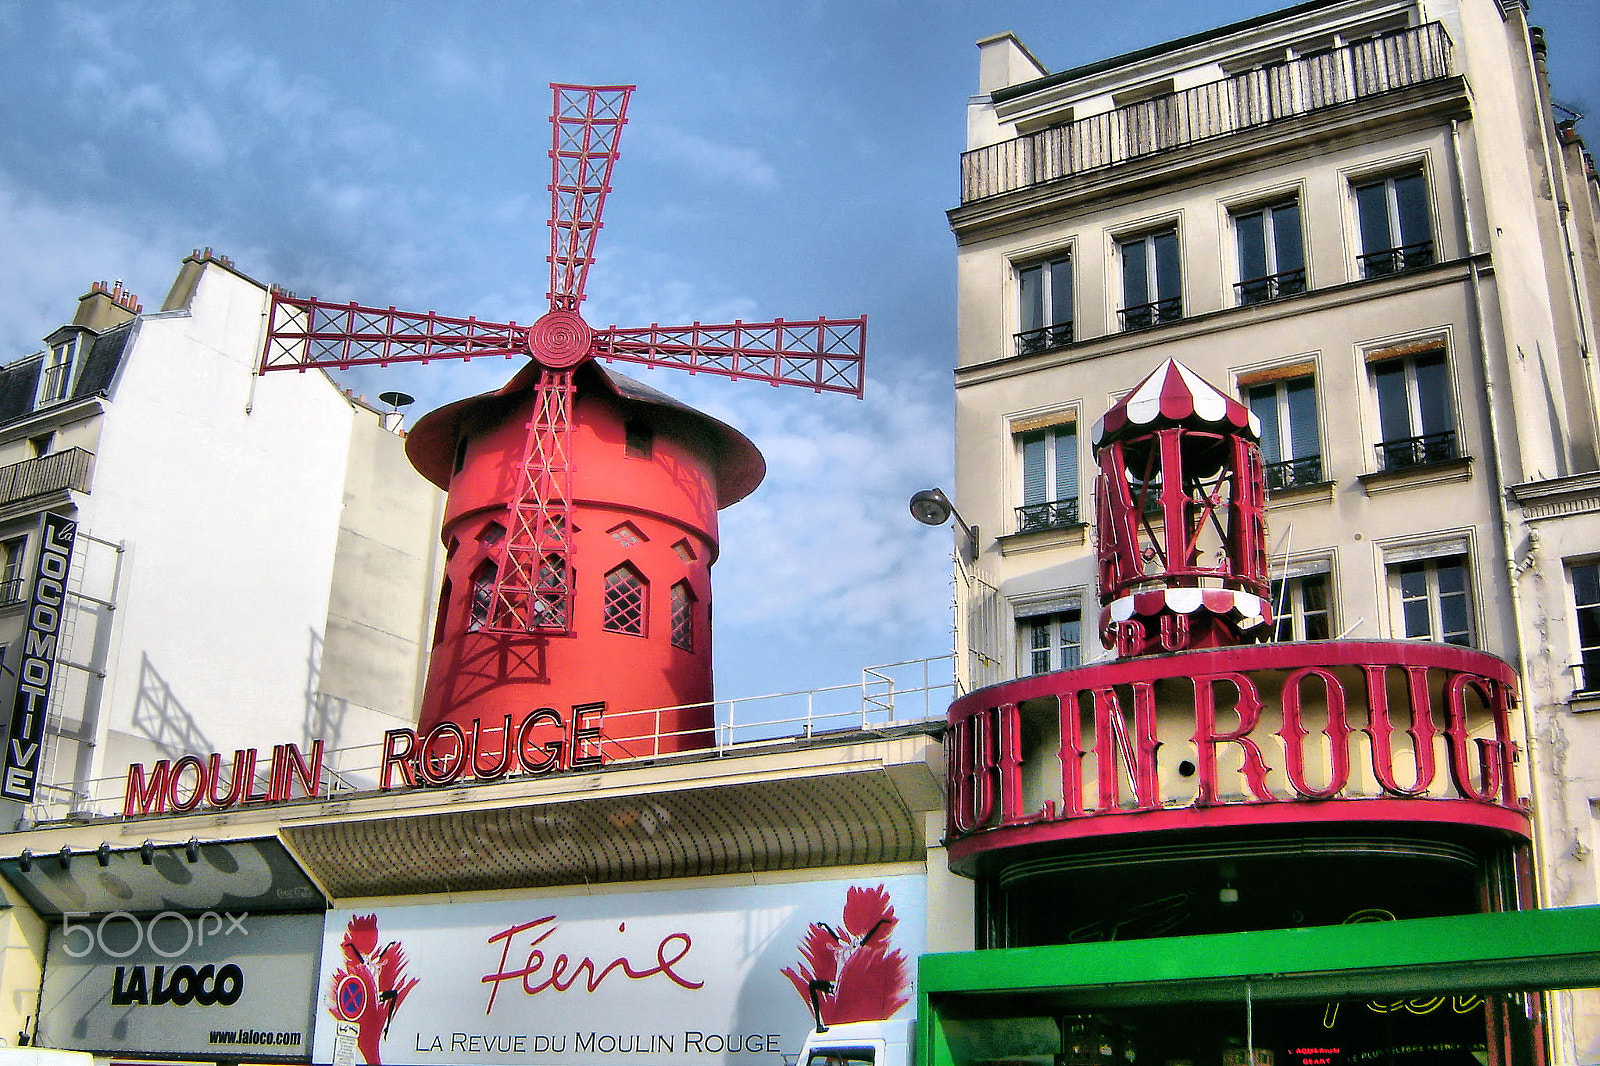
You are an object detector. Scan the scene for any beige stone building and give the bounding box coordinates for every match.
[948,0,1599,1057]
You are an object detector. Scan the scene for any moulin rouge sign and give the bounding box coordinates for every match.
[947,641,1527,850]
[123,703,605,816]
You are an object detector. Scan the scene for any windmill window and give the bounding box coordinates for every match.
[603,564,648,636]
[467,560,496,632]
[625,420,654,459]
[432,576,452,646]
[609,522,646,547]
[478,521,506,545]
[452,433,471,475]
[670,581,695,651]
[534,554,569,628]
[672,539,697,562]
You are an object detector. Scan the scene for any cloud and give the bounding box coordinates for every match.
[638,124,779,191]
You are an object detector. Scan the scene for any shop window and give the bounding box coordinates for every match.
[1571,561,1600,692]
[1118,228,1181,330]
[0,538,25,606]
[1016,253,1074,355]
[1354,169,1433,277]
[670,581,695,652]
[1270,570,1332,640]
[603,564,647,636]
[1244,370,1321,489]
[1370,347,1456,470]
[1015,415,1079,533]
[1390,553,1473,647]
[1234,199,1305,304]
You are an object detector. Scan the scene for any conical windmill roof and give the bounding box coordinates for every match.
[1093,358,1261,446]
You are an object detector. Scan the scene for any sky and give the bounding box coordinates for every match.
[0,0,1595,710]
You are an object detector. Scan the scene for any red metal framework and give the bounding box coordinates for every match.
[257,83,868,635]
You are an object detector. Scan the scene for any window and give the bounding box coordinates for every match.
[670,581,695,651]
[467,560,496,632]
[624,420,653,459]
[1371,348,1456,470]
[1015,418,1079,532]
[1234,200,1305,304]
[1271,571,1331,640]
[533,554,569,628]
[602,564,647,636]
[1572,562,1600,692]
[1392,555,1473,646]
[1022,610,1081,675]
[37,336,78,407]
[1245,373,1322,489]
[1118,229,1181,330]
[1354,170,1433,277]
[1017,255,1073,355]
[432,576,452,646]
[0,538,24,606]
[609,522,645,547]
[27,433,53,458]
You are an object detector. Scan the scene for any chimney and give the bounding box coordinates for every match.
[73,280,142,333]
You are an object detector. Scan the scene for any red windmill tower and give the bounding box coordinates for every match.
[258,85,865,763]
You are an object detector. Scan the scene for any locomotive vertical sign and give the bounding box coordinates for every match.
[1,512,77,801]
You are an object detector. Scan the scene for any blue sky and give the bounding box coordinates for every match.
[1,0,1595,708]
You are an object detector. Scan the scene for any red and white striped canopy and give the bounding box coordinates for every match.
[1093,358,1261,446]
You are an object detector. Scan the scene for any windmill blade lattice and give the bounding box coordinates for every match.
[258,83,867,636]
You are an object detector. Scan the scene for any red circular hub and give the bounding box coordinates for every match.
[525,310,594,369]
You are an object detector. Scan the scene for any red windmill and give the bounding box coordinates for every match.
[259,85,866,760]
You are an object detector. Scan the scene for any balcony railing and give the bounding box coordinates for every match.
[1015,321,1075,356]
[960,22,1454,204]
[1236,268,1307,306]
[1016,497,1081,533]
[1358,239,1435,278]
[1264,454,1324,490]
[0,447,94,507]
[1119,297,1183,331]
[1375,430,1457,471]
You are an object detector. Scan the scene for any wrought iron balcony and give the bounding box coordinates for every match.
[1015,322,1075,356]
[1016,497,1080,533]
[0,447,94,507]
[0,576,22,606]
[1264,454,1324,490]
[1375,430,1457,471]
[960,22,1454,204]
[1119,297,1183,332]
[1236,268,1307,306]
[1358,240,1435,278]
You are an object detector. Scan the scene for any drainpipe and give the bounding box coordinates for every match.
[1449,118,1549,911]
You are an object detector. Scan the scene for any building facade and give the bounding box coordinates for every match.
[0,251,445,826]
[946,0,1600,1062]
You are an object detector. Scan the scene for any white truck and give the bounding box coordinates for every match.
[797,1018,915,1066]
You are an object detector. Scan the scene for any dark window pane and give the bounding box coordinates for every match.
[1247,384,1283,466]
[1153,231,1181,301]
[1285,377,1319,460]
[1355,181,1393,255]
[1054,425,1078,504]
[1020,265,1043,333]
[1394,172,1431,247]
[1236,211,1267,280]
[1373,360,1412,442]
[1271,201,1305,274]
[1574,562,1600,606]
[1121,239,1149,308]
[1414,352,1453,435]
[1022,431,1047,506]
[1049,258,1073,326]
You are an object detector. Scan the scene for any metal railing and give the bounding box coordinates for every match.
[960,23,1454,203]
[1119,296,1183,331]
[1015,497,1081,533]
[1015,322,1075,356]
[1358,239,1435,278]
[1375,430,1458,471]
[1264,454,1324,490]
[1236,268,1307,305]
[0,447,94,507]
[31,655,958,823]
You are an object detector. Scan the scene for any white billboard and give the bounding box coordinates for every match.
[36,910,321,1060]
[311,874,924,1066]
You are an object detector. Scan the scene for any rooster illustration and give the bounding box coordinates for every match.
[329,914,420,1065]
[782,884,909,1027]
